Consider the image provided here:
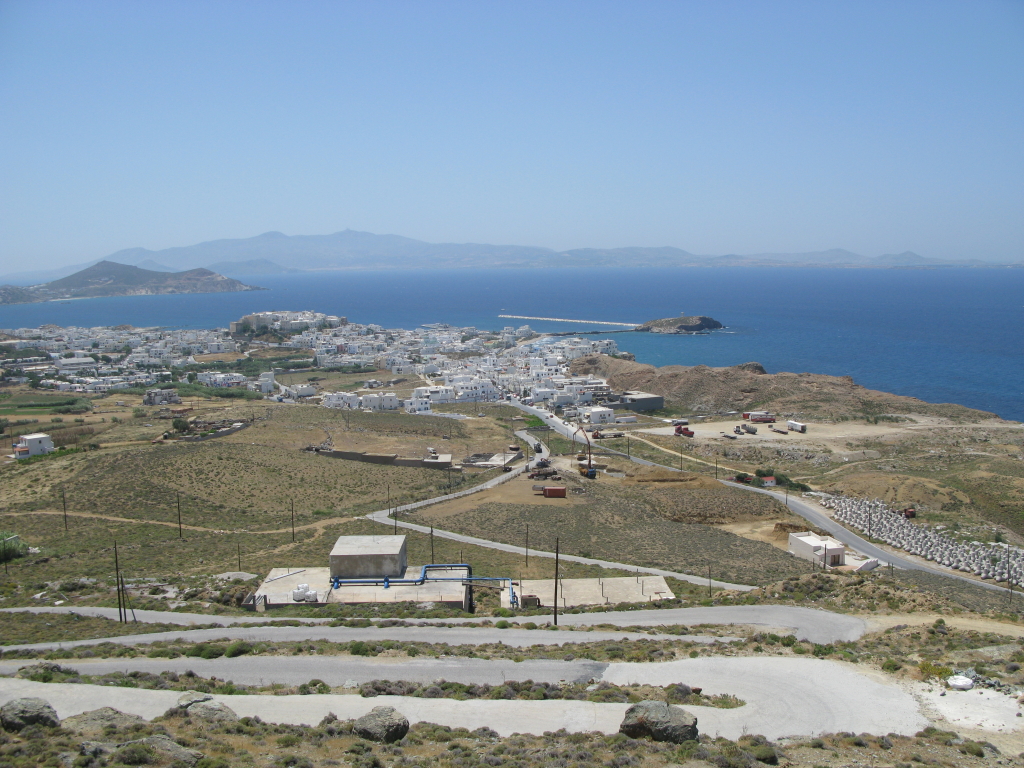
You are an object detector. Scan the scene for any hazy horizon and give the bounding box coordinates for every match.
[1,1,1022,272]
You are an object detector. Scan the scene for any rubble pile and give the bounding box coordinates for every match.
[822,495,1024,586]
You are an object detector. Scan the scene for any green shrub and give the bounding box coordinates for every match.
[349,641,370,656]
[960,741,985,758]
[111,743,156,765]
[495,620,510,629]
[225,641,252,658]
[780,635,797,647]
[751,745,778,764]
[276,735,300,747]
[882,659,902,673]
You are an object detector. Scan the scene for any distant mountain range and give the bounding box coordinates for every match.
[0,261,263,305]
[1,230,1019,284]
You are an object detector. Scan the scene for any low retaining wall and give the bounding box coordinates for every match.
[314,449,452,469]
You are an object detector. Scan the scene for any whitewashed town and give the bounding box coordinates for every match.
[0,309,660,420]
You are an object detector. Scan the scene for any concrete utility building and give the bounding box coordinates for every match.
[788,531,846,568]
[330,535,407,579]
[251,534,473,611]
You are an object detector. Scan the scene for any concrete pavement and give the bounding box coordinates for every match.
[0,655,929,739]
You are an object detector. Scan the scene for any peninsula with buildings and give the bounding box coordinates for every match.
[0,260,263,305]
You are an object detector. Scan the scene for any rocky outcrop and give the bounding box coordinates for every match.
[637,315,724,333]
[80,734,203,767]
[62,707,145,736]
[619,700,698,743]
[175,691,239,724]
[0,697,60,730]
[353,706,410,743]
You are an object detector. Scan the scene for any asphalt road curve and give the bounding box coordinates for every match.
[0,655,927,739]
[1,604,865,644]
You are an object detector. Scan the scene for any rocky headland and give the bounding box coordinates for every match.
[636,314,724,333]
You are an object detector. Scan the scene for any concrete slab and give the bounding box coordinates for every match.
[504,577,675,609]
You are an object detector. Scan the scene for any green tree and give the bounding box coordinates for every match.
[172,418,190,433]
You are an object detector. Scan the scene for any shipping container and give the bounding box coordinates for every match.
[787,420,807,433]
[542,486,567,498]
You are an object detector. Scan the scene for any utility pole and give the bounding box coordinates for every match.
[114,540,124,623]
[2,536,8,576]
[237,542,241,572]
[715,459,718,480]
[525,523,529,568]
[708,564,712,598]
[553,537,560,626]
[62,487,68,532]
[291,499,295,542]
[430,526,435,564]
[176,493,182,539]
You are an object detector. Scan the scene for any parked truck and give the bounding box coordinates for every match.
[787,420,807,433]
[742,423,757,434]
[674,425,694,436]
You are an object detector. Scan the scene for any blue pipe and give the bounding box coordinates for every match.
[329,563,519,608]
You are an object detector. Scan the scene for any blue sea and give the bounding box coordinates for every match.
[1,267,1022,420]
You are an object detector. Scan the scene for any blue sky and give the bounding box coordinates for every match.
[1,0,1021,270]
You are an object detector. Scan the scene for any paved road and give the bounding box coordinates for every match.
[0,655,928,739]
[517,605,867,644]
[2,604,864,644]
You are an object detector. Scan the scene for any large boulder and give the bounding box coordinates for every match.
[62,707,145,737]
[187,700,238,724]
[0,697,60,731]
[353,706,409,743]
[619,700,698,743]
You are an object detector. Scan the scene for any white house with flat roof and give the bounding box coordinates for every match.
[14,433,55,459]
[788,531,846,568]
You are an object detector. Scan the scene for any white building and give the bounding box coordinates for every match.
[788,532,846,568]
[14,433,55,459]
[322,391,362,409]
[580,406,616,425]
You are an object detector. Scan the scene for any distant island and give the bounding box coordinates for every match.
[637,314,724,334]
[3,229,1018,285]
[0,261,264,305]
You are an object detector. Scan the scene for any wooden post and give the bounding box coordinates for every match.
[176,493,182,539]
[707,564,712,598]
[430,526,435,564]
[62,487,68,532]
[525,523,529,568]
[291,499,295,542]
[553,537,560,626]
[237,542,241,572]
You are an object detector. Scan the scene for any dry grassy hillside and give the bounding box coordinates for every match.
[570,354,992,420]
